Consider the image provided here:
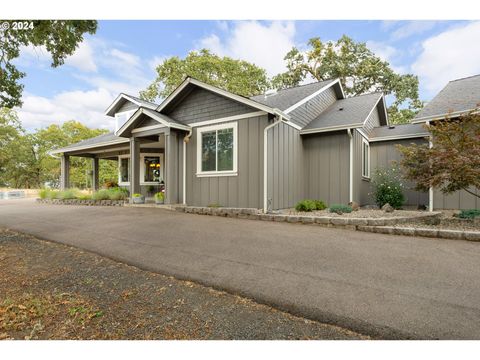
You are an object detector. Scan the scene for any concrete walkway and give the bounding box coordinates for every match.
[1,198,480,339]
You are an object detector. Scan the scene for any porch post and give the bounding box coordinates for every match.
[129,138,141,202]
[92,157,99,191]
[60,155,70,190]
[165,130,179,204]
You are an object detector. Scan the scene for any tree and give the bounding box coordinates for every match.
[397,112,480,199]
[0,20,97,108]
[272,35,423,124]
[141,49,270,101]
[0,108,23,186]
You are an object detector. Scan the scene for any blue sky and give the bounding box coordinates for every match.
[14,20,480,131]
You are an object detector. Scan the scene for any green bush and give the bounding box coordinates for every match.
[132,193,143,198]
[295,199,328,212]
[458,209,480,219]
[57,189,80,200]
[329,204,353,214]
[92,189,110,201]
[154,192,165,200]
[39,188,51,199]
[370,167,405,209]
[313,200,327,210]
[77,194,92,200]
[107,187,128,200]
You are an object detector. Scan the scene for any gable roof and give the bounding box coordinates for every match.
[50,132,128,155]
[301,93,384,134]
[369,123,429,142]
[156,77,290,120]
[250,79,343,112]
[105,93,158,117]
[413,74,480,123]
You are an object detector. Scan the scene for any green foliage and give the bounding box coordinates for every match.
[154,192,165,200]
[0,20,97,108]
[106,187,128,200]
[92,189,110,201]
[141,49,270,101]
[132,193,143,198]
[370,167,406,208]
[398,112,480,200]
[207,203,222,208]
[295,199,328,212]
[458,209,480,219]
[272,35,423,124]
[38,188,50,199]
[57,188,80,200]
[329,204,353,214]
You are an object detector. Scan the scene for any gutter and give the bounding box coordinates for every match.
[347,129,353,203]
[183,130,193,205]
[263,113,283,213]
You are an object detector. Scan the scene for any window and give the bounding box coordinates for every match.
[362,139,370,178]
[197,122,237,176]
[119,157,129,184]
[143,156,161,183]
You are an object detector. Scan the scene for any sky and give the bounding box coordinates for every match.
[13,20,480,132]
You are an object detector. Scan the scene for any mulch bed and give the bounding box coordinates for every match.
[0,228,366,340]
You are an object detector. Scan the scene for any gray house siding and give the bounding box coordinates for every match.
[302,131,350,205]
[266,122,304,210]
[185,115,268,208]
[166,87,255,124]
[363,106,381,135]
[117,100,138,113]
[352,130,370,205]
[287,86,338,128]
[433,188,480,210]
[368,138,429,207]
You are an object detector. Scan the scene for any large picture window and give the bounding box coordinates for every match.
[143,156,161,183]
[197,122,237,176]
[362,138,370,178]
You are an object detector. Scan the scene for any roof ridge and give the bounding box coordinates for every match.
[449,73,480,83]
[251,78,336,98]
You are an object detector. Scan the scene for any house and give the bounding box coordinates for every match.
[51,75,479,211]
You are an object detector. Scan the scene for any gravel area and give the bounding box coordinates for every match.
[0,228,367,340]
[281,208,429,218]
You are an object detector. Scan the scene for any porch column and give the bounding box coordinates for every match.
[165,130,179,204]
[129,138,141,201]
[92,157,99,191]
[60,155,70,190]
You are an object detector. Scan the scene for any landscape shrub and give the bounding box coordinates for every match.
[39,188,51,199]
[329,204,353,214]
[92,189,110,201]
[458,209,480,219]
[370,166,405,209]
[107,187,128,200]
[295,199,328,212]
[57,189,80,200]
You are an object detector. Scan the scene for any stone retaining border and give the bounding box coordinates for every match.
[36,198,126,206]
[357,225,480,242]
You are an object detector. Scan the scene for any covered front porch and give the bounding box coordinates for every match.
[59,110,189,205]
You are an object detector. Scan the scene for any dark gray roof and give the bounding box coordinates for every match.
[250,80,336,111]
[369,123,429,141]
[122,93,158,108]
[50,132,127,154]
[302,93,382,132]
[414,74,480,121]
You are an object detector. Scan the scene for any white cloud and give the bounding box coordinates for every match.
[17,88,115,131]
[390,21,437,41]
[412,21,480,95]
[366,40,408,74]
[64,41,97,72]
[198,21,296,76]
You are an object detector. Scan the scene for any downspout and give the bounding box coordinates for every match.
[263,113,283,213]
[347,129,353,203]
[426,121,433,212]
[183,130,192,205]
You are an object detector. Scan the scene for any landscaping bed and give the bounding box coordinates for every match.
[0,228,366,340]
[280,208,429,219]
[36,198,126,206]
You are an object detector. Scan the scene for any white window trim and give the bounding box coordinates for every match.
[196,122,238,177]
[361,138,371,179]
[118,153,164,186]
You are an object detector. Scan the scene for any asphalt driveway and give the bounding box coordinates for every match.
[1,198,480,339]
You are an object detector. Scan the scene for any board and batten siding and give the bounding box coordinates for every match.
[367,138,429,207]
[266,122,304,210]
[302,131,350,205]
[185,115,268,208]
[287,86,338,128]
[433,188,479,210]
[166,87,254,124]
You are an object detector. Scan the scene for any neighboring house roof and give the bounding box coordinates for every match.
[250,79,340,111]
[413,74,480,123]
[368,123,429,142]
[301,93,384,134]
[104,93,158,117]
[50,132,128,155]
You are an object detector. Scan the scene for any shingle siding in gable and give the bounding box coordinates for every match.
[288,86,338,128]
[117,100,138,113]
[362,106,381,136]
[165,87,255,124]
